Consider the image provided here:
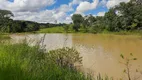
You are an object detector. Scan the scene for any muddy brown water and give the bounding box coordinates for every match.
[10,33,142,79]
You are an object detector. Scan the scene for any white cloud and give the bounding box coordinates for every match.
[0,0,73,23]
[12,10,55,23]
[99,0,107,7]
[97,12,105,16]
[106,0,130,9]
[70,0,83,5]
[56,4,73,12]
[12,9,72,23]
[76,0,99,14]
[0,0,55,12]
[69,0,89,6]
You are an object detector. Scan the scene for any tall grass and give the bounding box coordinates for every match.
[37,26,76,33]
[0,34,10,40]
[38,26,65,33]
[0,41,93,80]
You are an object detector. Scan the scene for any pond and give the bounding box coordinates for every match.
[10,33,142,79]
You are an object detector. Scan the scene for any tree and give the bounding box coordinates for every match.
[82,14,96,32]
[102,0,142,32]
[114,1,142,31]
[104,8,118,31]
[87,14,96,25]
[93,16,105,32]
[0,9,13,25]
[0,9,13,19]
[63,25,69,33]
[0,9,14,32]
[72,14,84,32]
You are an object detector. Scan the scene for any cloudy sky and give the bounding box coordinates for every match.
[0,0,130,23]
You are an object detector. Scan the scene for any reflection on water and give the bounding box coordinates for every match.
[10,33,142,79]
[11,34,72,51]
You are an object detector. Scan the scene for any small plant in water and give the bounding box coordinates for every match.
[120,53,141,80]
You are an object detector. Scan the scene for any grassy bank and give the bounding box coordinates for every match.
[0,41,92,80]
[37,26,142,36]
[37,26,79,33]
[38,26,66,33]
[0,34,10,40]
[101,30,142,36]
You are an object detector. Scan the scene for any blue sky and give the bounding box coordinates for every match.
[0,0,130,23]
[46,0,108,15]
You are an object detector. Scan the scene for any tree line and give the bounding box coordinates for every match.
[0,9,65,33]
[71,0,142,33]
[0,10,39,33]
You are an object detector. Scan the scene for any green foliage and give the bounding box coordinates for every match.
[0,9,40,33]
[104,1,142,32]
[104,8,119,31]
[38,26,65,33]
[63,25,70,33]
[48,47,82,68]
[72,14,84,32]
[0,9,14,33]
[38,26,75,33]
[0,34,10,40]
[0,9,13,19]
[0,42,91,80]
[120,54,124,59]
[82,15,96,32]
[70,0,142,33]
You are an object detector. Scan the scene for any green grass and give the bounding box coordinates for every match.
[0,41,92,80]
[101,30,142,36]
[0,34,10,40]
[38,26,65,33]
[37,26,142,36]
[37,26,89,33]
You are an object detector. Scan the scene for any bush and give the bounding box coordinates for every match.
[48,47,82,69]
